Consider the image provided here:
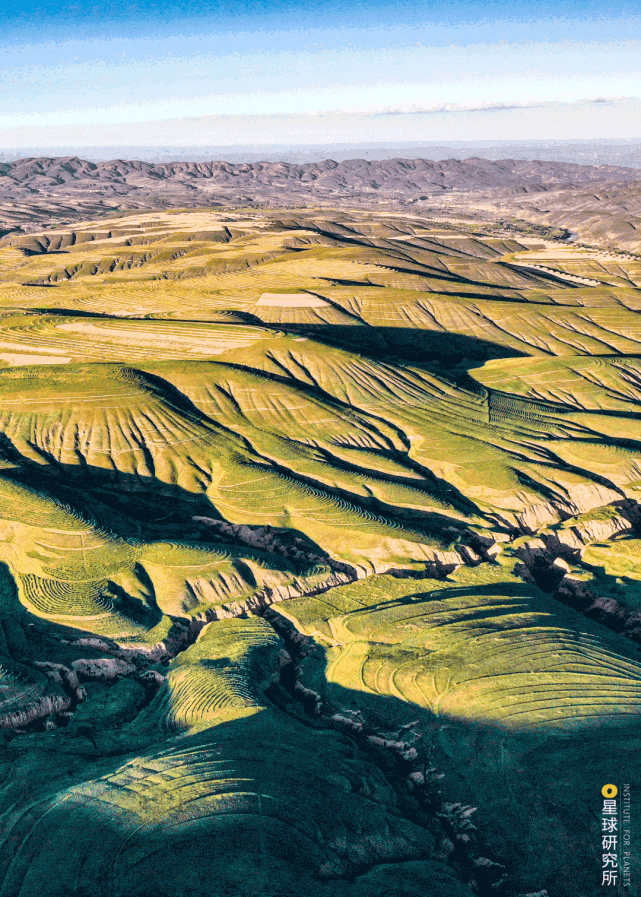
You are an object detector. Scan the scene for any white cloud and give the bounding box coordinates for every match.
[1,98,639,148]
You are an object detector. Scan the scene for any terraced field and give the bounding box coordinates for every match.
[0,208,639,896]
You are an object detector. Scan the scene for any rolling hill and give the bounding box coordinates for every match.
[0,200,639,896]
[1,154,641,251]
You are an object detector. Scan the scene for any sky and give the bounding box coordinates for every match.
[1,0,640,148]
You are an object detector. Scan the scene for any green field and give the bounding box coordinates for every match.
[0,209,639,896]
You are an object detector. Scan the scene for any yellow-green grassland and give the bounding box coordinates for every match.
[0,206,639,897]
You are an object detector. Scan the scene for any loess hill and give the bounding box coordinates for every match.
[1,154,641,252]
[0,202,639,896]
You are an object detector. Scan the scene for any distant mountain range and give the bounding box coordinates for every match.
[1,154,640,251]
[2,153,640,202]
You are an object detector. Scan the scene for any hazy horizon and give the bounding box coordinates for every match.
[2,136,641,169]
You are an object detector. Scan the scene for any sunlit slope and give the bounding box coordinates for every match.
[1,211,641,361]
[140,616,282,731]
[0,363,237,488]
[0,333,639,591]
[470,354,641,495]
[582,538,641,583]
[212,335,640,529]
[0,615,473,897]
[0,470,348,634]
[272,566,641,894]
[1,208,641,897]
[277,567,641,730]
[0,347,637,576]
[472,353,641,415]
[0,474,157,641]
[0,312,276,366]
[0,363,470,578]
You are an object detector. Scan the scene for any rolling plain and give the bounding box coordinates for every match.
[0,162,640,896]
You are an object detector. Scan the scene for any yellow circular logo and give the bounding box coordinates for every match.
[602,784,618,798]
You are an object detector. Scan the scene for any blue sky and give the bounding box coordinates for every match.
[1,0,639,146]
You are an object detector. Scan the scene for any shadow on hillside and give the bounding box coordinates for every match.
[0,458,350,585]
[272,324,526,370]
[9,306,525,372]
[263,579,641,896]
[1,576,639,897]
[1,437,474,551]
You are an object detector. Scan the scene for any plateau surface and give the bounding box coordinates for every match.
[0,190,639,896]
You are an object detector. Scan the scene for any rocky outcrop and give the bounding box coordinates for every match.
[71,657,137,681]
[262,608,510,894]
[0,692,71,730]
[510,500,641,641]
